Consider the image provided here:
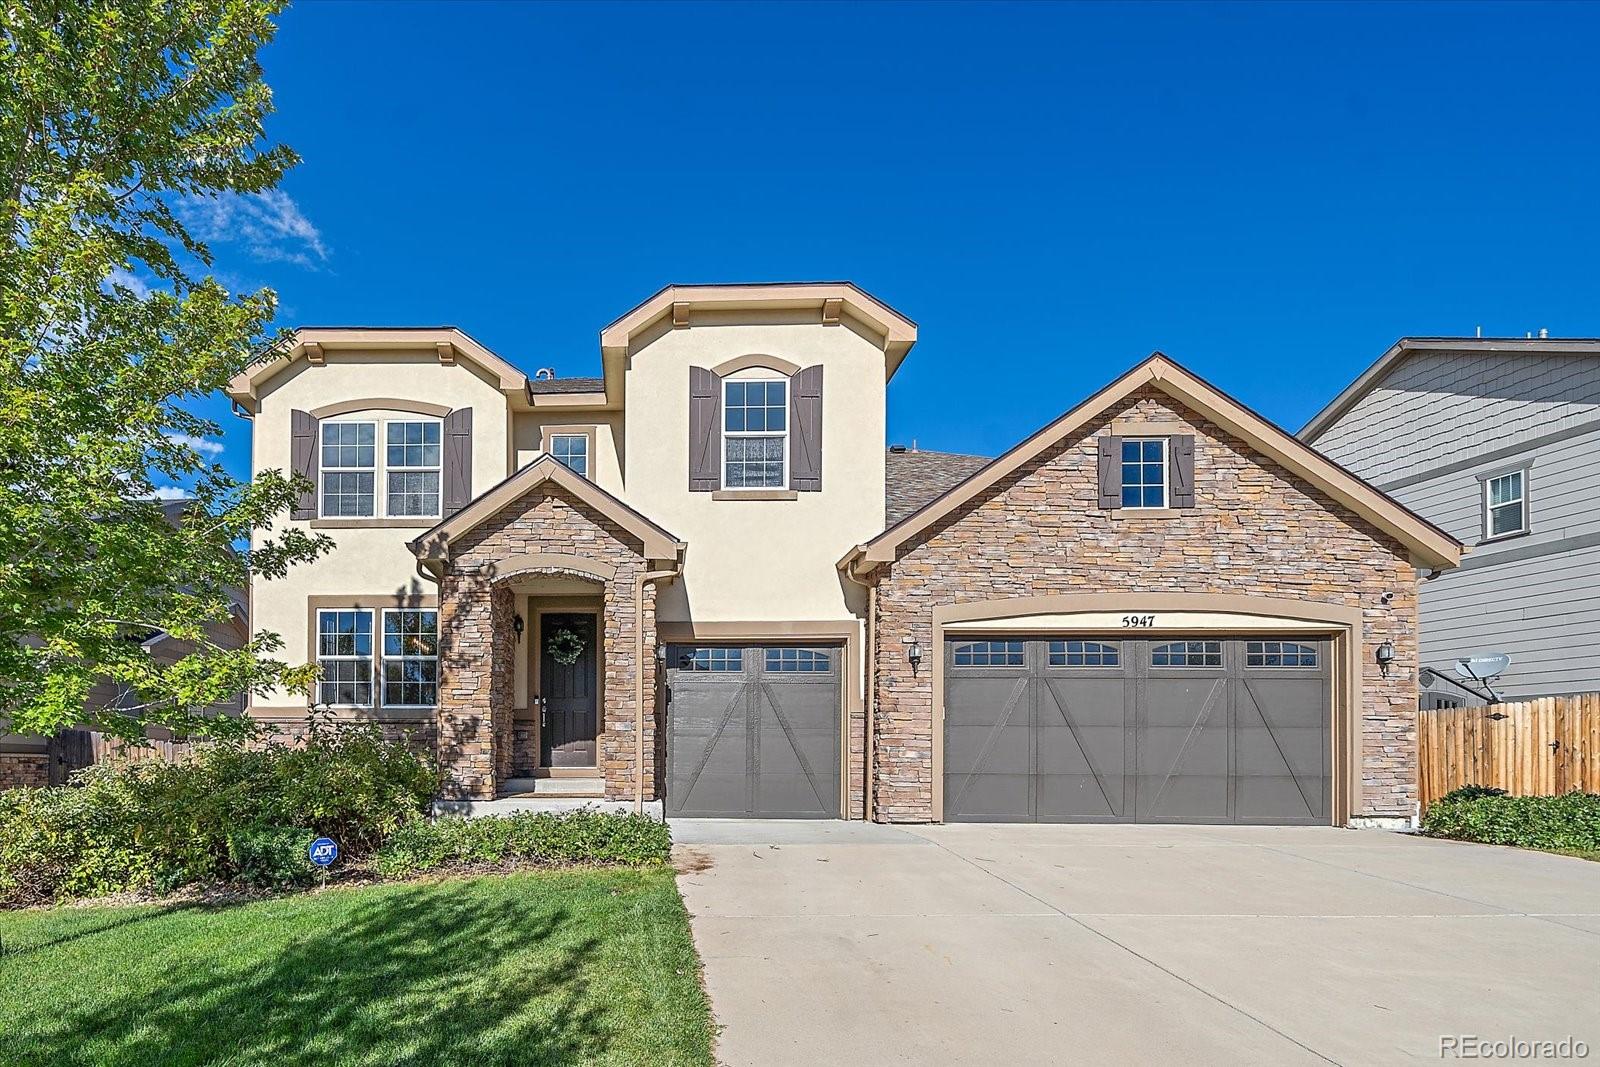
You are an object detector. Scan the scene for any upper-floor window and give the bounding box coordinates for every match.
[1484,470,1527,540]
[386,421,441,517]
[1121,438,1167,509]
[319,418,441,520]
[723,378,787,489]
[321,422,377,517]
[551,433,589,478]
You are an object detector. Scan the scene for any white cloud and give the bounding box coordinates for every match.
[144,485,190,501]
[180,190,330,269]
[165,433,225,458]
[106,267,153,299]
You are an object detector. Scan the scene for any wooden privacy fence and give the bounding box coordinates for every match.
[1418,695,1600,810]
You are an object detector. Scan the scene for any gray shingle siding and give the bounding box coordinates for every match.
[1316,348,1600,704]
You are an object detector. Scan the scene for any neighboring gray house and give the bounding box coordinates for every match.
[1302,337,1600,706]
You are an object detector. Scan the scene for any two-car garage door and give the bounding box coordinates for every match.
[944,636,1331,824]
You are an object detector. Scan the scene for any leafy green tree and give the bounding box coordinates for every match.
[0,0,330,741]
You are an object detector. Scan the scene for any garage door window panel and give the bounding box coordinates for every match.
[952,640,1025,667]
[1049,639,1120,667]
[1151,640,1222,667]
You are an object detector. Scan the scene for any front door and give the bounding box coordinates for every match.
[539,613,598,767]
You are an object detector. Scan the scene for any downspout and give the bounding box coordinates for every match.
[865,574,878,823]
[635,564,678,814]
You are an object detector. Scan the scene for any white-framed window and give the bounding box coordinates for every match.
[316,609,374,706]
[723,376,788,489]
[320,421,377,517]
[382,608,439,707]
[1484,470,1527,540]
[319,418,443,520]
[385,421,442,518]
[550,433,589,478]
[1121,437,1167,509]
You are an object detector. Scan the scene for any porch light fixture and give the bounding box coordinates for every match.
[1375,641,1395,677]
[655,644,666,663]
[512,614,524,641]
[907,641,923,672]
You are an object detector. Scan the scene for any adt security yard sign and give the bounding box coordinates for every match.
[308,837,339,868]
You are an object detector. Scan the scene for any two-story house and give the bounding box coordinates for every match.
[1302,337,1600,707]
[228,283,1461,827]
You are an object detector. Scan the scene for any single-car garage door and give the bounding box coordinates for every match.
[665,644,841,818]
[944,636,1330,824]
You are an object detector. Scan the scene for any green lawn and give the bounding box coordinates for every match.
[0,868,713,1066]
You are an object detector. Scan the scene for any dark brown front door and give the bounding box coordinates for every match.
[540,613,598,767]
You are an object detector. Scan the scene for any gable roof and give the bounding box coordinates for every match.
[409,454,685,569]
[599,282,919,380]
[885,447,991,525]
[1299,336,1600,443]
[227,327,531,409]
[846,353,1464,574]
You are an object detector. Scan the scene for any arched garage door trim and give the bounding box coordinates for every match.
[929,593,1364,825]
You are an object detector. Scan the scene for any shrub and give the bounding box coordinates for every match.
[1423,789,1600,853]
[0,717,437,906]
[227,826,320,889]
[374,810,672,878]
[1438,784,1508,802]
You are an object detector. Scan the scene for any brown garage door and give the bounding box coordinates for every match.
[943,636,1330,824]
[665,644,841,819]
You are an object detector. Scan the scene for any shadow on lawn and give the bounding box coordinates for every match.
[26,882,614,1066]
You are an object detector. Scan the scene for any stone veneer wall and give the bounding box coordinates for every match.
[870,387,1421,823]
[0,752,49,789]
[438,483,659,801]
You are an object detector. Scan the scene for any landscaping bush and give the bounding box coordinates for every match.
[0,717,437,906]
[1423,788,1600,853]
[227,826,320,889]
[374,810,672,878]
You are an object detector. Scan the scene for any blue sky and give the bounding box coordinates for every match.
[181,1,1600,486]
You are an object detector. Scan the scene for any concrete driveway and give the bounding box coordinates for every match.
[672,821,1600,1065]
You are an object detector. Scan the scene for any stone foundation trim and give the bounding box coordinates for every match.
[920,593,1366,826]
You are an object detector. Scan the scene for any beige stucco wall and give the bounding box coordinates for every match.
[250,352,512,708]
[511,412,624,494]
[622,317,886,625]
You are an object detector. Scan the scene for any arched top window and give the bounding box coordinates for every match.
[952,640,1024,667]
[1048,640,1120,667]
[765,648,832,673]
[1151,640,1222,668]
[1245,640,1318,668]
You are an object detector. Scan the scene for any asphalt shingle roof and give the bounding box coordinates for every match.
[885,447,991,525]
[528,376,604,395]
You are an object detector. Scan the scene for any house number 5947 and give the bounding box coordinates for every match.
[1121,614,1156,628]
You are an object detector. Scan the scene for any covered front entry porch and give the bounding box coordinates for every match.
[410,455,685,803]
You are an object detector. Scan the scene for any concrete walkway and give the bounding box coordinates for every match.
[671,821,1600,1065]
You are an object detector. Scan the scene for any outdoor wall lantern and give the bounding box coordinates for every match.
[907,641,923,672]
[1375,641,1396,677]
[512,614,525,641]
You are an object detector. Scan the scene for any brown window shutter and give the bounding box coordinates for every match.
[689,366,721,492]
[1097,435,1121,509]
[442,407,473,517]
[789,365,823,491]
[290,409,318,519]
[1170,434,1195,508]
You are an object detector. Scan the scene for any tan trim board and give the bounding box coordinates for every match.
[1109,419,1192,436]
[229,327,528,403]
[657,619,865,819]
[490,552,616,584]
[600,283,918,380]
[309,397,452,419]
[711,490,799,501]
[710,353,802,377]
[926,593,1362,825]
[311,518,437,530]
[411,454,685,565]
[850,354,1463,571]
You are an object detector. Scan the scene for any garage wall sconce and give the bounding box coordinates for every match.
[907,641,923,673]
[1375,641,1396,677]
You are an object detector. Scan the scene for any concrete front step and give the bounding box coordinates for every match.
[433,795,664,819]
[499,776,605,798]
